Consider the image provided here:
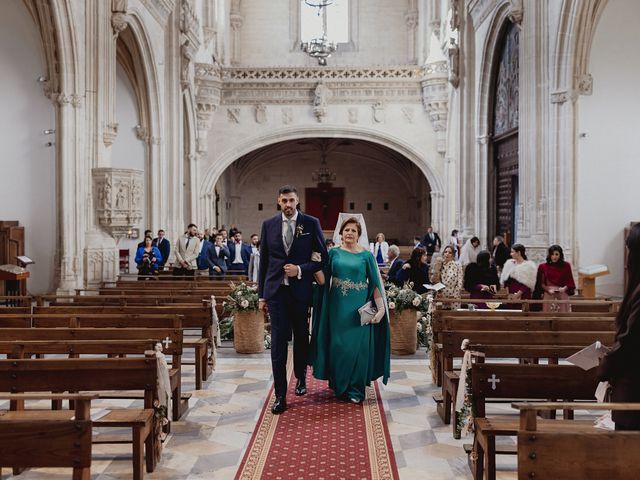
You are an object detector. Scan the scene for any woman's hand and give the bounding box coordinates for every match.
[402,263,411,270]
[371,309,385,324]
[311,251,322,262]
[480,284,490,292]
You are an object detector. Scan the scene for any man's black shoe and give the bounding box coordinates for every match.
[271,396,287,414]
[295,379,307,396]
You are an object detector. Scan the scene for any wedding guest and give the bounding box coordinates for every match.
[370,232,389,266]
[459,236,481,267]
[598,222,640,430]
[135,236,162,278]
[248,240,261,283]
[431,245,464,309]
[173,223,200,276]
[311,217,390,404]
[203,228,213,242]
[398,247,429,294]
[449,230,462,260]
[137,229,153,248]
[500,243,537,306]
[227,230,252,275]
[492,235,510,272]
[413,236,422,248]
[250,234,260,255]
[421,226,441,255]
[382,245,404,287]
[219,229,228,242]
[196,231,213,270]
[153,229,170,268]
[464,251,500,309]
[206,233,230,278]
[325,239,335,250]
[534,245,576,312]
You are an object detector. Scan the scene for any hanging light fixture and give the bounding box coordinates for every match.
[301,0,338,66]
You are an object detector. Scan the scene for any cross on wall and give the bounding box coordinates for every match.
[488,374,500,390]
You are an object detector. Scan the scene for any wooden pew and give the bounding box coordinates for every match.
[470,364,600,480]
[0,393,96,479]
[515,402,640,480]
[0,295,32,307]
[33,305,213,383]
[38,294,213,306]
[435,330,615,425]
[0,357,159,479]
[0,322,188,421]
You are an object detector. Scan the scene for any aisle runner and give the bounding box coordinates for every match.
[235,372,399,479]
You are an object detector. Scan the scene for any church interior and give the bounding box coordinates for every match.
[1,0,639,479]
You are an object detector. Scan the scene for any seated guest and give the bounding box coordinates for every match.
[413,236,422,248]
[398,247,429,294]
[135,236,162,277]
[534,244,576,312]
[227,230,252,275]
[382,245,404,286]
[325,239,335,250]
[370,232,389,266]
[248,240,261,283]
[500,243,537,305]
[459,236,481,267]
[464,251,500,309]
[431,245,464,309]
[206,233,230,278]
[152,229,170,268]
[196,231,213,270]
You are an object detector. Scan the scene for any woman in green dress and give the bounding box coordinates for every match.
[311,216,391,403]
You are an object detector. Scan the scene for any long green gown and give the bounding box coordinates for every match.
[311,248,391,401]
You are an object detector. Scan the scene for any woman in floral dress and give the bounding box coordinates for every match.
[431,245,464,309]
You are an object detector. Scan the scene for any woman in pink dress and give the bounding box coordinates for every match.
[534,245,576,312]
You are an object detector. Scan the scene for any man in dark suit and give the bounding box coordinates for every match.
[421,226,441,255]
[152,229,170,268]
[138,230,153,248]
[196,231,213,270]
[258,185,327,414]
[382,245,404,286]
[206,233,230,278]
[227,231,252,275]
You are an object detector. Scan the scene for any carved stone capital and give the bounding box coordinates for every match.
[507,0,524,25]
[230,13,244,30]
[103,122,119,146]
[405,10,418,30]
[576,73,593,96]
[422,60,449,138]
[134,124,148,142]
[195,62,222,125]
[92,168,144,241]
[111,12,129,35]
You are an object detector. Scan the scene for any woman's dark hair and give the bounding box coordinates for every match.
[615,223,640,333]
[451,229,458,236]
[408,247,427,268]
[407,247,427,288]
[442,245,455,257]
[339,217,362,237]
[476,251,491,269]
[546,244,565,264]
[470,236,480,246]
[511,243,527,260]
[144,236,153,245]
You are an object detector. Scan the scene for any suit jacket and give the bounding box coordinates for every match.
[387,257,404,286]
[197,240,213,270]
[174,235,200,269]
[258,212,327,303]
[422,232,441,254]
[227,241,252,271]
[153,237,171,266]
[206,244,230,274]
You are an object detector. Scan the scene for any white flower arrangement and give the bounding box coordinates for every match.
[223,282,259,314]
[388,301,396,310]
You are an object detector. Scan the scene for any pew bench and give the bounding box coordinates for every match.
[514,402,640,480]
[0,358,159,480]
[0,393,96,479]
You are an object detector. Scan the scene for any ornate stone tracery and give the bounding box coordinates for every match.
[93,168,144,240]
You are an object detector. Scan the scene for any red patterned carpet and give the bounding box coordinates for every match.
[235,371,399,479]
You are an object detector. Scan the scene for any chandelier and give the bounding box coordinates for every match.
[312,151,336,183]
[301,0,338,66]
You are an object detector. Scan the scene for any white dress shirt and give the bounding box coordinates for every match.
[282,211,302,285]
[233,242,243,263]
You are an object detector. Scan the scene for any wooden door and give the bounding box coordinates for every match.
[305,184,344,230]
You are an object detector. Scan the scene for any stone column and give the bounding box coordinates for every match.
[230,0,243,66]
[406,1,419,64]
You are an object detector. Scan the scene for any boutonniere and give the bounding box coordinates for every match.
[295,224,304,238]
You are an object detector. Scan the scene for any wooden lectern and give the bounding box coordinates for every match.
[578,265,609,299]
[0,221,28,298]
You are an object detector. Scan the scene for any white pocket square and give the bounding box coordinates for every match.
[299,232,311,236]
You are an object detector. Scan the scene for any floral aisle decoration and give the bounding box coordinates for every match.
[222,282,269,352]
[453,339,476,439]
[385,282,433,354]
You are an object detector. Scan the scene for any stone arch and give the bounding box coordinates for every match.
[199,126,445,230]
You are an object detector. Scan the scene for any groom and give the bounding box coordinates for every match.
[258,185,327,414]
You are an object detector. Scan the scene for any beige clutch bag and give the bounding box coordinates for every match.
[358,301,378,326]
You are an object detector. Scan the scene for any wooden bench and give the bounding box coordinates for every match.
[515,402,640,480]
[0,322,189,420]
[470,364,600,480]
[435,330,615,425]
[0,393,96,479]
[0,357,159,479]
[33,305,214,383]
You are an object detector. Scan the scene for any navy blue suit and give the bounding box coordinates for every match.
[206,244,230,278]
[227,241,252,274]
[152,237,171,267]
[258,211,327,397]
[387,257,404,286]
[197,240,213,270]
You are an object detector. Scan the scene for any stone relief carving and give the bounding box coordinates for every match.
[372,101,386,123]
[449,0,461,31]
[348,107,359,124]
[103,122,119,146]
[111,12,129,35]
[134,124,148,141]
[313,81,331,122]
[227,108,241,123]
[507,0,524,25]
[93,168,144,240]
[282,107,293,124]
[448,38,460,88]
[84,248,118,288]
[401,107,414,123]
[576,73,593,96]
[255,104,267,124]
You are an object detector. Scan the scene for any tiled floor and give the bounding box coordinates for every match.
[1,346,521,479]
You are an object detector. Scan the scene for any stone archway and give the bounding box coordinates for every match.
[199,126,445,235]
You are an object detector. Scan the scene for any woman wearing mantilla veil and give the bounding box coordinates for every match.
[310,214,391,403]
